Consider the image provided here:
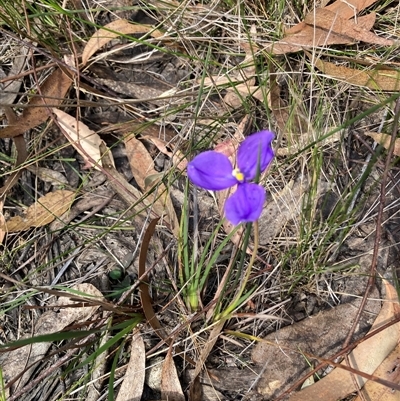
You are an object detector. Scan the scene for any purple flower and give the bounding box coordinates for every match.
[187,130,274,225]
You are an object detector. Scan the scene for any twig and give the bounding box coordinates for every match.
[343,97,400,349]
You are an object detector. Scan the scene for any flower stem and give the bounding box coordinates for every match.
[218,221,259,319]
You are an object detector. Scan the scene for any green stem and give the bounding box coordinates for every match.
[218,221,259,318]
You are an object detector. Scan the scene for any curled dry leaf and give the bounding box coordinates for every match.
[125,135,156,191]
[2,190,75,232]
[52,108,103,170]
[81,19,165,66]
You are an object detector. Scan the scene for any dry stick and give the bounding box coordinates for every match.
[343,98,400,349]
[343,98,400,400]
[276,98,400,401]
[274,315,400,401]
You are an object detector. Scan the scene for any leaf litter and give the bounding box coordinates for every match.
[1,0,400,400]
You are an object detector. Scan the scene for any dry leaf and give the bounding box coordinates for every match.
[266,0,389,55]
[267,24,352,55]
[95,78,171,106]
[304,9,394,46]
[52,108,103,169]
[0,68,72,139]
[252,284,381,398]
[325,0,378,20]
[125,135,156,190]
[124,135,179,237]
[312,57,400,91]
[288,280,400,401]
[141,135,187,172]
[353,342,400,400]
[161,349,185,401]
[2,190,75,232]
[0,44,28,115]
[116,332,145,401]
[82,19,164,66]
[26,166,68,186]
[365,131,400,156]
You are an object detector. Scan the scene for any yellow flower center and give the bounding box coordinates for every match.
[232,168,244,182]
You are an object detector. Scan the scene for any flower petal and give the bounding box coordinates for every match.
[187,151,237,191]
[237,130,274,181]
[224,183,265,225]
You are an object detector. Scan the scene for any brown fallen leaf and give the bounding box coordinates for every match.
[161,348,185,401]
[125,135,156,190]
[141,135,187,172]
[312,57,400,91]
[288,279,400,401]
[266,0,390,55]
[26,166,68,187]
[52,108,103,170]
[304,9,394,47]
[353,342,400,401]
[0,66,72,197]
[2,190,75,232]
[0,67,72,139]
[81,19,165,66]
[116,332,145,401]
[325,0,378,20]
[95,78,171,106]
[124,135,179,237]
[365,131,400,156]
[268,25,352,55]
[252,283,381,399]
